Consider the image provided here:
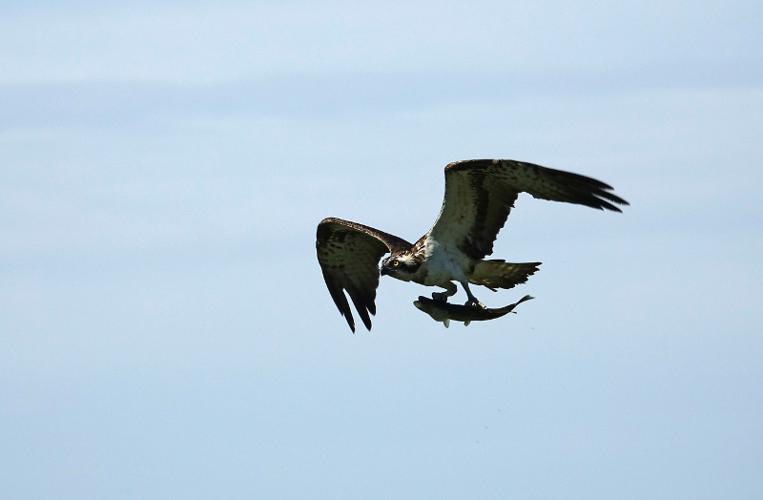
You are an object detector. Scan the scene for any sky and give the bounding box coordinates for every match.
[1,1,762,499]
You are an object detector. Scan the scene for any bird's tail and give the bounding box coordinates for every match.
[469,260,541,290]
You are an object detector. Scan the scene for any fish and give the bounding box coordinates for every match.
[413,294,534,327]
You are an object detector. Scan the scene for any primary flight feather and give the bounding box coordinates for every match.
[316,159,628,332]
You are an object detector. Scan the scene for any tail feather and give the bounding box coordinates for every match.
[470,260,541,290]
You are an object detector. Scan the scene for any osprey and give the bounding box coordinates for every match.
[316,159,628,332]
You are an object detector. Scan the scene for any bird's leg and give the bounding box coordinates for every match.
[461,281,485,309]
[432,282,458,303]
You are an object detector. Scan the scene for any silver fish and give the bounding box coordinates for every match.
[413,295,534,327]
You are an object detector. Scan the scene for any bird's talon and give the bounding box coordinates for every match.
[465,299,486,309]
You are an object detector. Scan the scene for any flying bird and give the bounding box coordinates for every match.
[316,159,628,332]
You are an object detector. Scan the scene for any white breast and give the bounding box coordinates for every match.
[417,237,470,286]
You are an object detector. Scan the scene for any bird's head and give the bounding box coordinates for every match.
[380,253,420,279]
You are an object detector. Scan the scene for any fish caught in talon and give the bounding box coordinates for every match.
[464,299,486,309]
[316,158,627,333]
[414,295,534,327]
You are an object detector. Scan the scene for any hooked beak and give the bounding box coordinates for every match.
[380,265,390,276]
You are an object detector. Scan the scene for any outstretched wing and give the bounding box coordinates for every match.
[316,217,412,332]
[429,159,629,260]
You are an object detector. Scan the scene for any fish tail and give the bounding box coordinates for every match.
[494,295,535,314]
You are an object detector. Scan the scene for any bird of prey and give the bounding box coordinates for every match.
[316,159,628,332]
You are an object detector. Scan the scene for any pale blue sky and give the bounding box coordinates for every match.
[1,1,762,499]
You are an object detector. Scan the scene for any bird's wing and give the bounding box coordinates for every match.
[428,159,628,259]
[316,217,412,332]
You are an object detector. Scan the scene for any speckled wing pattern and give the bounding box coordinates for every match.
[316,217,412,332]
[429,159,629,260]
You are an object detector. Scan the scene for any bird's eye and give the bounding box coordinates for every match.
[392,260,400,268]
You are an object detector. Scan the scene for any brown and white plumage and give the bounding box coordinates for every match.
[316,218,412,332]
[316,159,628,332]
[429,159,628,260]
